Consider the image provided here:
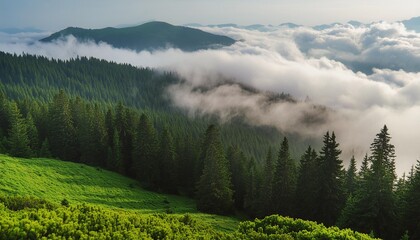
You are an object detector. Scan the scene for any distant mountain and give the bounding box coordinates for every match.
[402,16,420,32]
[41,21,235,51]
[279,23,302,28]
[207,23,239,28]
[313,22,341,31]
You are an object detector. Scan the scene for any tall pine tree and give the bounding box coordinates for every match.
[132,113,159,189]
[48,90,77,161]
[295,146,318,220]
[196,125,233,214]
[339,126,397,238]
[8,102,32,158]
[314,131,344,226]
[259,148,275,217]
[271,137,297,217]
[344,155,358,198]
[402,160,420,239]
[159,127,178,193]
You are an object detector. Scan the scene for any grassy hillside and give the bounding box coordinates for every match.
[41,21,236,51]
[0,155,378,239]
[0,154,238,232]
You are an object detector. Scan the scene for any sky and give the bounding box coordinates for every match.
[1,0,420,30]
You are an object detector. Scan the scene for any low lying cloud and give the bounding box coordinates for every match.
[1,21,420,175]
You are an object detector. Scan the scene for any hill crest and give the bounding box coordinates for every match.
[41,21,236,51]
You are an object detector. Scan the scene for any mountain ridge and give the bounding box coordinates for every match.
[41,21,236,51]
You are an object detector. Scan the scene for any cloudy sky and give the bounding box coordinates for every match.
[1,0,420,30]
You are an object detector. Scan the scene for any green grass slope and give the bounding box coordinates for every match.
[0,155,378,239]
[0,154,238,232]
[41,21,236,51]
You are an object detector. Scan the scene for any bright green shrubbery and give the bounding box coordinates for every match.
[0,195,378,240]
[234,215,379,240]
[0,196,224,239]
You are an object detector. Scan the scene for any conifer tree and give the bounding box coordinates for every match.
[107,131,123,173]
[295,146,318,220]
[244,157,261,217]
[8,102,32,158]
[39,138,52,157]
[339,126,397,238]
[259,148,275,216]
[133,113,159,189]
[272,137,297,217]
[196,125,233,214]
[177,133,198,196]
[194,124,221,185]
[25,114,39,155]
[227,145,247,209]
[90,105,108,167]
[402,160,420,239]
[105,108,114,148]
[159,127,177,193]
[48,90,77,161]
[344,156,358,197]
[0,92,11,138]
[315,131,344,226]
[359,154,370,178]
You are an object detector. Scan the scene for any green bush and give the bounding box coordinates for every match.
[0,195,378,240]
[235,215,379,240]
[0,195,56,211]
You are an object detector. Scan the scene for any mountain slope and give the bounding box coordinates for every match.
[0,155,377,239]
[0,154,239,231]
[41,21,236,51]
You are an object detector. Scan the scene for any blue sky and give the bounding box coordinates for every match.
[1,0,420,30]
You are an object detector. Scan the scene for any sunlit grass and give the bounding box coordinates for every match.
[0,154,239,232]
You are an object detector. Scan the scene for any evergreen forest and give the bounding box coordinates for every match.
[0,51,419,239]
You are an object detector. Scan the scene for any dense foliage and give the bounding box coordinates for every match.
[0,195,377,240]
[0,51,293,164]
[1,52,419,239]
[0,196,224,240]
[236,215,378,240]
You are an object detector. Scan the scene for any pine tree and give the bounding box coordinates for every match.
[344,156,358,197]
[8,102,32,158]
[295,146,318,220]
[359,154,370,178]
[39,138,52,157]
[271,137,297,217]
[132,113,159,189]
[196,125,233,214]
[194,124,221,186]
[402,160,420,239]
[159,127,178,193]
[177,133,198,196]
[48,90,77,161]
[227,145,247,209]
[314,131,344,226]
[244,157,261,217]
[107,131,123,173]
[259,148,275,216]
[90,105,108,167]
[0,92,11,138]
[25,114,39,155]
[339,126,397,238]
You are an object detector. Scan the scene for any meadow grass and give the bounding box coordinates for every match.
[0,154,239,232]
